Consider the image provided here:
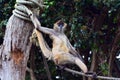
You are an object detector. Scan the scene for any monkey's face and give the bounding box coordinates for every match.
[54,20,67,33]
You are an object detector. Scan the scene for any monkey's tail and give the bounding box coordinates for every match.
[75,57,88,73]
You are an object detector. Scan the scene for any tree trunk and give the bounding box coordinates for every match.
[108,13,120,76]
[0,15,34,80]
[108,28,120,76]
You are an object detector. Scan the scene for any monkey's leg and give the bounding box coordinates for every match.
[35,29,52,59]
[74,57,88,73]
[53,53,88,73]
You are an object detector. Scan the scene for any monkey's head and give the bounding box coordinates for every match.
[53,20,67,33]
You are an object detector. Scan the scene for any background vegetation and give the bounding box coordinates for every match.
[0,0,120,80]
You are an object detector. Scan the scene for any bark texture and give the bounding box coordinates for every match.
[0,15,34,80]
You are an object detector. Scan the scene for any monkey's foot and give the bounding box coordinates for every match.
[85,71,97,79]
[48,54,53,60]
[56,65,66,71]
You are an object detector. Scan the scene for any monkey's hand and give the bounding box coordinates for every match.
[30,29,39,46]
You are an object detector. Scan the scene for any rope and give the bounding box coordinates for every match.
[63,67,120,80]
[13,0,44,21]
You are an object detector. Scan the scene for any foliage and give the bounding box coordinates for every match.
[0,0,120,80]
[41,0,120,77]
[0,0,15,44]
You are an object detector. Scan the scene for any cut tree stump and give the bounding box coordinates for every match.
[0,15,34,80]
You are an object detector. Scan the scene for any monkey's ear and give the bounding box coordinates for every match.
[53,23,58,30]
[64,23,67,27]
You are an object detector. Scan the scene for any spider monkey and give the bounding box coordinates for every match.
[30,15,88,73]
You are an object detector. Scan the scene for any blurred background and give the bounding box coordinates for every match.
[0,0,120,80]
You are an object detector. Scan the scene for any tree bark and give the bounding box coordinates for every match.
[0,15,34,80]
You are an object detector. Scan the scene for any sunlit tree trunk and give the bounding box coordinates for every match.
[0,15,33,80]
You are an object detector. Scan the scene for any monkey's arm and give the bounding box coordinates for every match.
[36,26,56,35]
[35,29,52,59]
[30,14,56,35]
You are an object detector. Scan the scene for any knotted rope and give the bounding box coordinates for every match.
[13,0,44,21]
